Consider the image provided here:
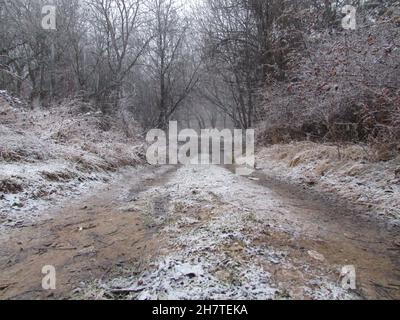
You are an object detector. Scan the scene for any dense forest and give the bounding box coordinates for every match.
[1,0,399,146]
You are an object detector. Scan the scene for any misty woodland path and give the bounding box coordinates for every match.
[0,162,399,300]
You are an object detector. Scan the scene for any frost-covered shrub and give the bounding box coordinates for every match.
[259,4,400,154]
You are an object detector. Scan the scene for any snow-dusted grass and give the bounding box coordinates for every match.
[257,142,400,224]
[84,164,356,300]
[0,95,145,228]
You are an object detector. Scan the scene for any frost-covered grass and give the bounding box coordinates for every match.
[82,164,356,300]
[0,95,145,228]
[257,142,400,224]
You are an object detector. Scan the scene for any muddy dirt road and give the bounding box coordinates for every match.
[0,162,399,300]
[0,166,176,299]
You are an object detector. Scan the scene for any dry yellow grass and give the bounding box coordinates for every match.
[260,142,370,167]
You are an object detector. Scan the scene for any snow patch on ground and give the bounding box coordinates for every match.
[0,96,145,229]
[257,142,400,225]
[87,164,356,300]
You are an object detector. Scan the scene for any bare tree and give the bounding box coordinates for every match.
[133,0,199,129]
[85,0,152,112]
